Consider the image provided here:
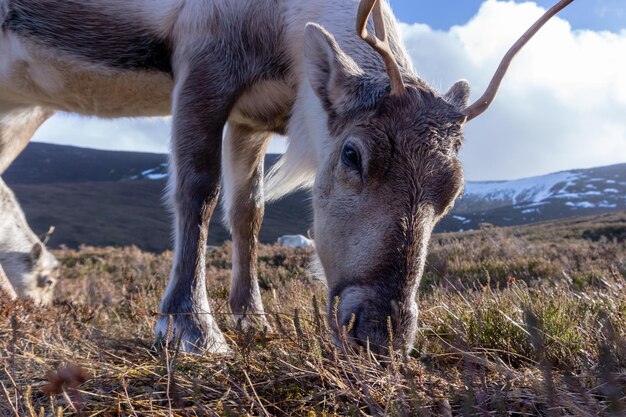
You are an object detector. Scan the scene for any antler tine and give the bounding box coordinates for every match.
[462,0,575,121]
[357,0,405,95]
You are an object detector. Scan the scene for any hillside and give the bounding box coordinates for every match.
[3,142,168,184]
[4,142,625,251]
[447,164,626,231]
[5,143,307,251]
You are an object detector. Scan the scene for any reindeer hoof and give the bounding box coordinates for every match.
[230,312,273,333]
[154,313,231,354]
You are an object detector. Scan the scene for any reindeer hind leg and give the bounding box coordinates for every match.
[222,123,272,330]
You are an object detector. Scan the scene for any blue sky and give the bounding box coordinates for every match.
[389,0,625,32]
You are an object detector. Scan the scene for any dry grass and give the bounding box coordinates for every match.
[1,213,625,416]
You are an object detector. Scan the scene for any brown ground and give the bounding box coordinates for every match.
[1,212,625,416]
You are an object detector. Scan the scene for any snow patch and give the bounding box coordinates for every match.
[599,201,617,208]
[513,201,549,209]
[146,173,168,180]
[464,171,581,205]
[566,201,595,208]
[452,215,471,224]
[133,163,169,180]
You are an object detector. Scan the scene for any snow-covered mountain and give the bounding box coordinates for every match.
[440,164,625,232]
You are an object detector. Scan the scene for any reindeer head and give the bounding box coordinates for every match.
[10,242,60,305]
[303,0,574,353]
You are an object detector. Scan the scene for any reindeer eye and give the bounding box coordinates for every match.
[341,144,361,172]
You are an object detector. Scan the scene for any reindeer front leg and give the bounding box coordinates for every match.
[155,61,239,354]
[222,124,272,329]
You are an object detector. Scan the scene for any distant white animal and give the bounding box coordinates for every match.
[277,235,315,249]
[0,177,59,304]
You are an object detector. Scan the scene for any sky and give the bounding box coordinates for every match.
[33,0,626,181]
[389,0,625,32]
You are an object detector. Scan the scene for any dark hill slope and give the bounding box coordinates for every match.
[4,142,168,184]
[9,179,311,252]
[5,143,305,251]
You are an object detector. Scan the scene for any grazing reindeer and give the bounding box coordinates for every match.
[0,176,59,304]
[0,0,574,353]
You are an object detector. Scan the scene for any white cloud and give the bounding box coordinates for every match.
[33,0,625,180]
[36,115,172,154]
[399,0,626,180]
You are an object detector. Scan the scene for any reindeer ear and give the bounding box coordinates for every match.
[444,80,471,109]
[304,23,362,113]
[29,242,44,265]
[39,226,55,245]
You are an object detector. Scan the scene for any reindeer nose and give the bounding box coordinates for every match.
[337,308,402,354]
[332,286,417,354]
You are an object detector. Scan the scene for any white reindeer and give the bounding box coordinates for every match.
[0,0,574,353]
[0,176,59,304]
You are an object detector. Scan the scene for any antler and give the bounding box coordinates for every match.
[357,0,405,95]
[462,0,575,121]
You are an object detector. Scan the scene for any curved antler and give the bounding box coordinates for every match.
[357,0,405,95]
[462,0,575,121]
